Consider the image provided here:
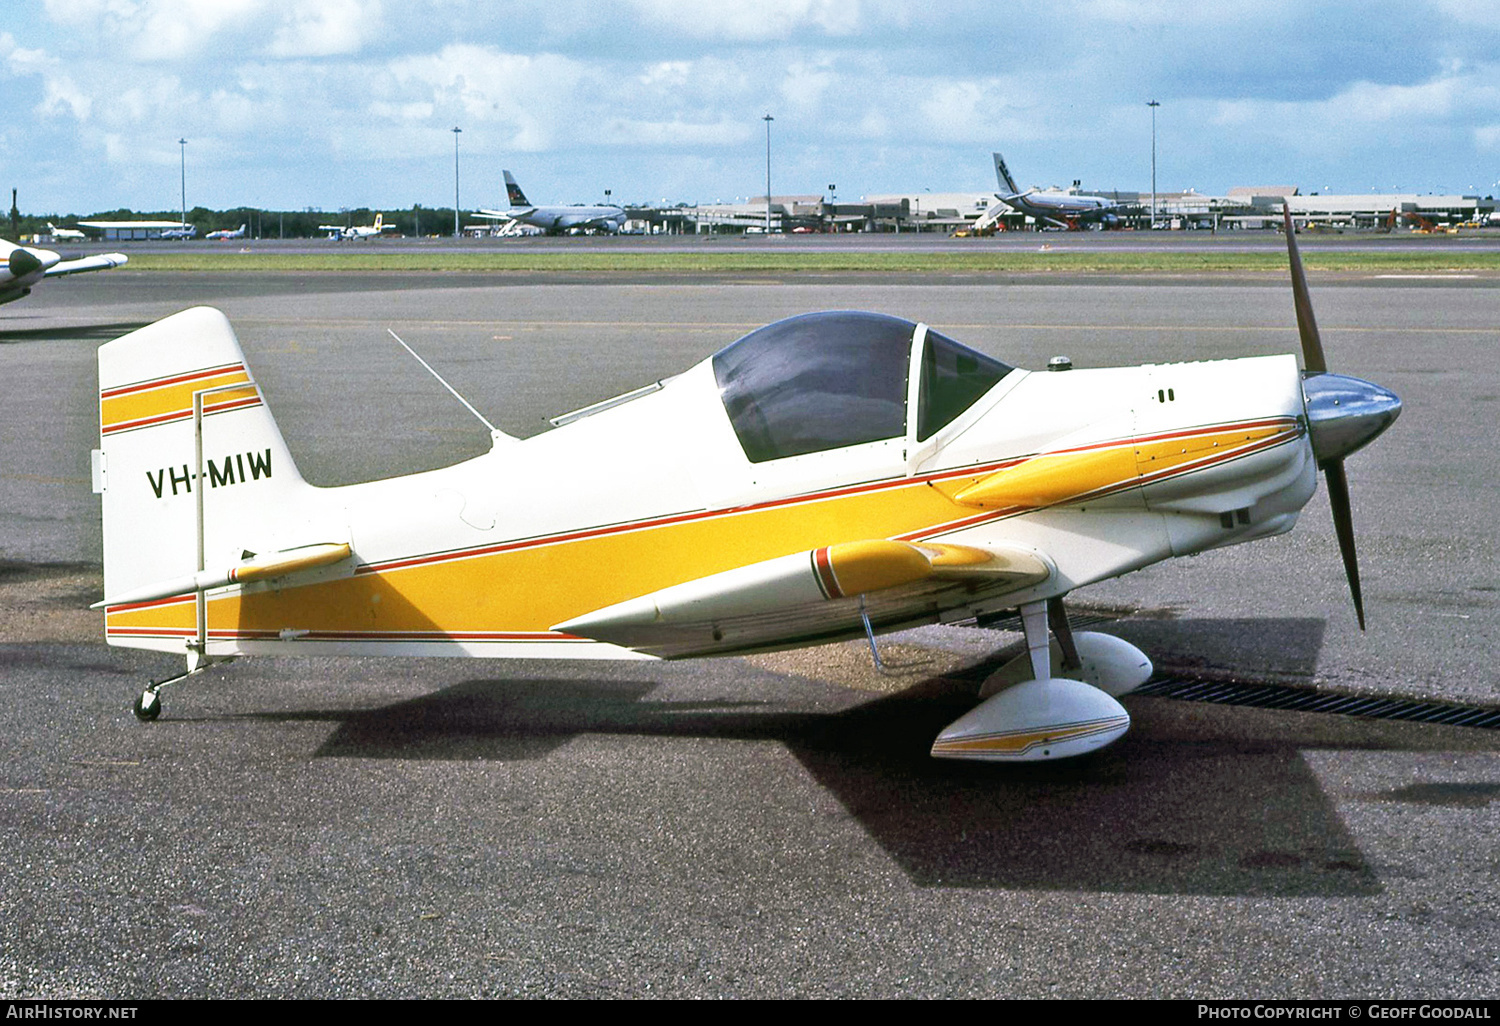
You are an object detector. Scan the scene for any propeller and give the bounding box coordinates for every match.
[1283,205,1401,629]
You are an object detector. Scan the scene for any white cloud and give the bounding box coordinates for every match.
[598,117,754,147]
[628,0,871,40]
[1474,125,1500,151]
[1211,60,1500,135]
[385,45,592,151]
[368,100,437,122]
[2,31,93,121]
[40,0,379,60]
[10,1,1500,210]
[39,75,93,119]
[779,59,836,109]
[42,0,263,60]
[267,0,385,58]
[639,62,692,88]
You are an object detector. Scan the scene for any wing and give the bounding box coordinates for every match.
[552,539,1052,659]
[44,253,127,277]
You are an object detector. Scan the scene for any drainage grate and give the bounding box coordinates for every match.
[1134,676,1500,731]
[958,608,1500,731]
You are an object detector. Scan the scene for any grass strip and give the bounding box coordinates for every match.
[119,248,1500,274]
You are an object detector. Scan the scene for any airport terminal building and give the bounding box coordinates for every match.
[650,187,1495,234]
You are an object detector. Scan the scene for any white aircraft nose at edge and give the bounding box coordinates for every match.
[2,237,127,306]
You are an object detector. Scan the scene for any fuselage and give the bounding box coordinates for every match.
[1002,191,1120,227]
[102,333,1315,661]
[510,205,626,234]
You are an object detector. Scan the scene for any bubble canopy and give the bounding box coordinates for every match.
[712,311,1014,464]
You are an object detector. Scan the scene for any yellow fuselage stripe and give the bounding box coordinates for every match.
[105,418,1299,642]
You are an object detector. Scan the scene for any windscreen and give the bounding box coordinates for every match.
[917,329,1013,442]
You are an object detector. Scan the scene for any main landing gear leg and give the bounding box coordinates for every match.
[929,597,1134,761]
[1047,596,1082,673]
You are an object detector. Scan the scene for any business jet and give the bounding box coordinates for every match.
[47,222,88,242]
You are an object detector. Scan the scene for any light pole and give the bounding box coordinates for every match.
[1147,100,1160,227]
[178,138,188,231]
[452,126,462,237]
[763,113,774,234]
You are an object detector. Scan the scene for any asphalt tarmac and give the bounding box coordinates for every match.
[1,259,1497,998]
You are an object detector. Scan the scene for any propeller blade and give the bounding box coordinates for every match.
[1283,205,1328,374]
[1322,458,1366,631]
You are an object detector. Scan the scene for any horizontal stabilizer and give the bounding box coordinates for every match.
[553,539,1051,658]
[94,542,352,609]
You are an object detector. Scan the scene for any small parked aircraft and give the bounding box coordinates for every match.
[206,223,247,241]
[2,238,127,307]
[46,222,88,242]
[317,214,395,241]
[93,208,1398,760]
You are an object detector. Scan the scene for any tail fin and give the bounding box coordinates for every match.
[993,152,1020,194]
[374,213,383,229]
[503,170,531,208]
[94,308,319,651]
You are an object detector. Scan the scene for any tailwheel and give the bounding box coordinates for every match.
[127,652,232,723]
[132,689,162,722]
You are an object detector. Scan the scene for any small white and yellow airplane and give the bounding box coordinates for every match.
[92,208,1399,760]
[317,213,396,241]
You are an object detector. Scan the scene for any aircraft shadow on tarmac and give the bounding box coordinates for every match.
[0,321,151,343]
[276,615,1405,899]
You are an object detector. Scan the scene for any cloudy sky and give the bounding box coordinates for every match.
[4,0,1500,215]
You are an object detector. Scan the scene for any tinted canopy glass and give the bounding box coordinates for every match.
[714,312,914,463]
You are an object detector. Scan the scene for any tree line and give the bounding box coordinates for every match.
[7,203,468,239]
